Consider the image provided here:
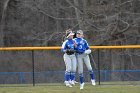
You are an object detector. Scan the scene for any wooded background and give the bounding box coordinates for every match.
[0,0,139,79]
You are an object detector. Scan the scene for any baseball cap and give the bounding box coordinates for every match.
[66,32,75,38]
[77,30,83,34]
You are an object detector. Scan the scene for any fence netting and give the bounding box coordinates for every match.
[0,48,139,86]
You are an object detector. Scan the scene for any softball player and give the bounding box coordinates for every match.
[74,30,96,89]
[61,31,77,87]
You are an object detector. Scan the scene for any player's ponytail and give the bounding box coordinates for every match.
[62,35,66,43]
[62,29,73,43]
[73,31,76,38]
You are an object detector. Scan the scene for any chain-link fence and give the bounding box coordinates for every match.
[0,48,140,86]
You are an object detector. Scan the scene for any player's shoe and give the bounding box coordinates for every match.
[80,83,85,90]
[65,81,72,87]
[71,80,75,85]
[74,81,78,84]
[91,79,96,86]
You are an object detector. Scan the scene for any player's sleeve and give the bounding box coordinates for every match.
[84,40,89,50]
[61,41,67,52]
[73,39,78,51]
[73,39,77,48]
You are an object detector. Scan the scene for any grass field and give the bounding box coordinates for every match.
[0,82,140,93]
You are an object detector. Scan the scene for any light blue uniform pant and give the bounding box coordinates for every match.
[76,53,92,74]
[77,53,94,84]
[63,53,77,81]
[63,53,77,72]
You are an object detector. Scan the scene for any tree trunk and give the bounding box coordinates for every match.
[110,50,122,80]
[0,0,10,47]
[73,0,83,29]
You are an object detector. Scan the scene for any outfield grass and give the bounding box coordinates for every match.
[100,81,140,85]
[0,83,140,93]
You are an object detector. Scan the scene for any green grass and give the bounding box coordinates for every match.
[100,81,140,85]
[0,83,140,93]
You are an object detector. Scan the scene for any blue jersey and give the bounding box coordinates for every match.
[74,38,89,54]
[61,39,75,52]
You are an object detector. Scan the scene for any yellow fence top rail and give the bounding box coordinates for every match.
[0,45,139,50]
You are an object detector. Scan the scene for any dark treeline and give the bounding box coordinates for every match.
[0,0,139,80]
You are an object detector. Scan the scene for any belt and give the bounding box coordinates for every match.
[66,53,75,55]
[76,52,84,55]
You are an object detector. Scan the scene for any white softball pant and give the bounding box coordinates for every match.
[63,53,77,72]
[77,53,93,74]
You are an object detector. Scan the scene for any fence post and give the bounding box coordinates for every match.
[97,49,101,85]
[31,50,35,86]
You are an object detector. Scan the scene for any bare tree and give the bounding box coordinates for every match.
[0,0,10,46]
[0,0,139,80]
